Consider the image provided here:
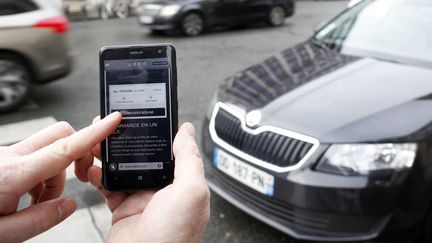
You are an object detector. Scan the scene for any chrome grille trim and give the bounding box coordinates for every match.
[209,102,320,173]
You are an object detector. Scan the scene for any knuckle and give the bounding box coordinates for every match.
[92,116,100,124]
[49,138,72,161]
[0,162,18,189]
[181,182,210,206]
[196,186,211,211]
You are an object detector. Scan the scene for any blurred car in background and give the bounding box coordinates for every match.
[0,0,72,113]
[137,0,295,36]
[201,0,432,242]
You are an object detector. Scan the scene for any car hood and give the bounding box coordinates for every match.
[217,40,432,143]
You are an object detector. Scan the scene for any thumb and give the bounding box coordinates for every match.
[0,198,76,243]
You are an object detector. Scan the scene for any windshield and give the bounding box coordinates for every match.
[314,0,432,68]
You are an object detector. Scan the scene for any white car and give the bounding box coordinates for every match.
[0,0,72,112]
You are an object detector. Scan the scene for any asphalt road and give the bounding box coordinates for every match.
[0,1,348,242]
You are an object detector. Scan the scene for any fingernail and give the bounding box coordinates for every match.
[182,123,195,136]
[106,111,122,120]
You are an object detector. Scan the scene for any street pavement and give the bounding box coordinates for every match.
[0,1,348,242]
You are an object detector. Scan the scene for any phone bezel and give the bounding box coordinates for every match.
[99,44,178,191]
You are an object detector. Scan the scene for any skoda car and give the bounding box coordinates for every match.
[136,0,295,36]
[201,0,432,242]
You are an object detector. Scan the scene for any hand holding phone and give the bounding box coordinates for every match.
[100,44,178,190]
[88,123,210,243]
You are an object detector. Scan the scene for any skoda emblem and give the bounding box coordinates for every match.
[245,110,262,127]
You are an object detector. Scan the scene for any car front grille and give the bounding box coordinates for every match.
[213,106,315,169]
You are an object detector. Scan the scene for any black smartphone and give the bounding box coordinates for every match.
[99,44,178,190]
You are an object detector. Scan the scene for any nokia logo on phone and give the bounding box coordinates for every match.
[130,51,143,55]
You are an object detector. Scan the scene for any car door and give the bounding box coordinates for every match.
[205,0,247,24]
[241,0,271,21]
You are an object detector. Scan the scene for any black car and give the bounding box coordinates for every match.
[201,0,432,242]
[136,0,295,36]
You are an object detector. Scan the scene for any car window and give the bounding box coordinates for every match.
[0,0,38,16]
[314,0,432,68]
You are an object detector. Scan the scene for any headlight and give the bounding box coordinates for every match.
[316,143,417,176]
[159,5,181,17]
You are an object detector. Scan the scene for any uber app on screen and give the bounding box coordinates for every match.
[104,58,173,172]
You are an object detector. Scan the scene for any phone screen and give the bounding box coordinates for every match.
[100,45,177,190]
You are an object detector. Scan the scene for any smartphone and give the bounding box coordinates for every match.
[99,44,178,190]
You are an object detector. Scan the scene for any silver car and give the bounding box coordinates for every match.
[0,0,72,113]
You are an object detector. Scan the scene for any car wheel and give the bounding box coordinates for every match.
[268,6,286,26]
[181,12,204,36]
[0,54,31,113]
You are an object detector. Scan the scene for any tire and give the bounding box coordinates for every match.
[0,53,31,113]
[181,12,204,36]
[268,6,286,26]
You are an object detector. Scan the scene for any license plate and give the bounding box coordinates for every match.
[213,147,274,197]
[140,16,154,24]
